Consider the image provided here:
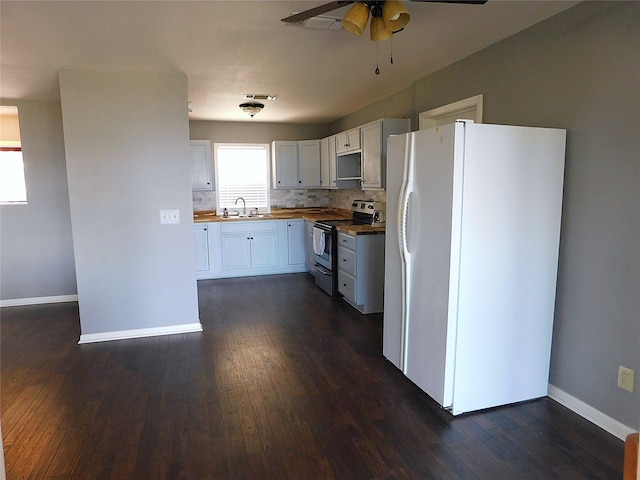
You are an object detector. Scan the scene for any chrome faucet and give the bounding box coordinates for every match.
[235,197,246,215]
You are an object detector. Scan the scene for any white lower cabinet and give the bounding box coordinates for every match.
[195,219,307,279]
[286,219,306,266]
[220,222,278,271]
[337,231,385,314]
[194,224,210,272]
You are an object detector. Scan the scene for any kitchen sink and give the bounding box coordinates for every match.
[222,214,273,219]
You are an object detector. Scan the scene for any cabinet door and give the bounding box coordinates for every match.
[251,231,279,268]
[335,131,348,155]
[272,141,299,188]
[361,122,383,189]
[221,232,252,270]
[287,220,306,265]
[194,224,210,271]
[346,128,361,152]
[336,128,361,154]
[298,140,321,187]
[320,137,331,189]
[328,135,338,187]
[190,140,212,191]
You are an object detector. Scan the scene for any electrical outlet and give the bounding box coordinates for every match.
[617,365,635,392]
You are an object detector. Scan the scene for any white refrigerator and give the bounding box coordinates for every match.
[383,120,566,415]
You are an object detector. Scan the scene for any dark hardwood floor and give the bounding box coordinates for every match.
[2,273,624,479]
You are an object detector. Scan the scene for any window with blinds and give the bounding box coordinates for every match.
[214,143,271,213]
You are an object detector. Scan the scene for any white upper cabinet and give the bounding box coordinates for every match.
[272,141,299,188]
[298,140,321,187]
[320,136,337,189]
[360,118,411,190]
[335,128,361,155]
[190,140,212,191]
[272,140,321,189]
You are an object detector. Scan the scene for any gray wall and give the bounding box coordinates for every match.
[59,69,199,336]
[189,120,328,145]
[0,100,77,301]
[331,2,639,429]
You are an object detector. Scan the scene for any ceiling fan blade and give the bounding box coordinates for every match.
[281,1,355,24]
[409,0,488,4]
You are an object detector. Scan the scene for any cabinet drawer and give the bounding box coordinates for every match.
[338,270,356,302]
[337,247,356,275]
[337,232,356,251]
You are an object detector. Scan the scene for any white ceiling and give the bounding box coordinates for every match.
[0,0,579,124]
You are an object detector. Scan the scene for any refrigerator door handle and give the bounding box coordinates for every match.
[397,133,415,374]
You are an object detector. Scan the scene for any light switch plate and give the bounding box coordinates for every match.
[160,209,180,224]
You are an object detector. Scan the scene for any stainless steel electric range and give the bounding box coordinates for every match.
[311,200,385,296]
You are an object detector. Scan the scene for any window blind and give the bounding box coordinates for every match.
[215,144,270,212]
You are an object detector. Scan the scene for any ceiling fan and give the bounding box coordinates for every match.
[282,1,488,41]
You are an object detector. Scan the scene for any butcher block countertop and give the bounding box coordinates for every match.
[193,207,351,223]
[336,225,386,236]
[193,208,385,235]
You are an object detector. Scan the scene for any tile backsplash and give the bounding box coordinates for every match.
[193,188,386,212]
[331,189,386,210]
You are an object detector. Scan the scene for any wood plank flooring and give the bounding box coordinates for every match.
[1,273,624,479]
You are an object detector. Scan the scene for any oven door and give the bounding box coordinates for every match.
[312,223,333,271]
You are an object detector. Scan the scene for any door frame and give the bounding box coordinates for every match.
[418,94,484,130]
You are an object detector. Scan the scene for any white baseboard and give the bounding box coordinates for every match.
[548,384,636,440]
[0,294,78,307]
[78,322,203,344]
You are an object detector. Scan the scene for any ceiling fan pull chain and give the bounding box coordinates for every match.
[390,36,394,65]
[375,40,381,75]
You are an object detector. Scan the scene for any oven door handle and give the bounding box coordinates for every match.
[314,263,332,276]
[312,222,332,233]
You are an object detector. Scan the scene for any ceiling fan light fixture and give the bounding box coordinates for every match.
[342,2,370,36]
[239,102,264,118]
[370,16,392,41]
[382,1,410,32]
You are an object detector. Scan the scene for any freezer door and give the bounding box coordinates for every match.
[382,133,409,370]
[402,123,459,408]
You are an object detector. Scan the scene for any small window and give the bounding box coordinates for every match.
[0,106,27,204]
[214,143,270,214]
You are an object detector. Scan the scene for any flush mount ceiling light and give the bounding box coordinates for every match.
[239,102,264,118]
